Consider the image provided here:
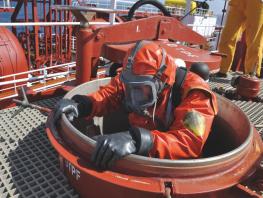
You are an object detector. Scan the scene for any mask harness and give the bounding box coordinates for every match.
[120,41,167,121]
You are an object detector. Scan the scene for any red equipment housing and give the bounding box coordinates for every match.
[0,27,28,91]
[236,75,261,99]
[75,16,222,84]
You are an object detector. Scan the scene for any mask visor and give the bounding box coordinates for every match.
[125,82,156,108]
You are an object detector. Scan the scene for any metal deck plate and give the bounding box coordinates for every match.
[0,77,263,197]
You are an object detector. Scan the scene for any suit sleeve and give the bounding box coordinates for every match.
[87,75,125,117]
[149,89,217,159]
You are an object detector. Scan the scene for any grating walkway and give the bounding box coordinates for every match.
[209,76,263,136]
[0,77,262,198]
[0,97,79,198]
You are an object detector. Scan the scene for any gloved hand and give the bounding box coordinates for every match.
[91,127,153,169]
[53,98,79,122]
[53,95,92,122]
[72,94,93,117]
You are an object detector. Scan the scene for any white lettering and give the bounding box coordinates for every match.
[72,165,76,175]
[166,43,178,48]
[175,48,199,58]
[76,170,80,180]
[165,44,199,57]
[64,160,81,180]
[181,51,193,56]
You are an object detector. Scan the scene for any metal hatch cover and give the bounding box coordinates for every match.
[104,41,221,71]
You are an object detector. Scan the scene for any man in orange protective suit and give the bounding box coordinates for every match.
[216,0,263,78]
[54,41,218,169]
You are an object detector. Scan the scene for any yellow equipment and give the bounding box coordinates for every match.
[165,0,197,11]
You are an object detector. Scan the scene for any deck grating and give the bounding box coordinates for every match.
[0,96,79,198]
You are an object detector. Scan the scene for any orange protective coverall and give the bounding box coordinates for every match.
[87,71,218,159]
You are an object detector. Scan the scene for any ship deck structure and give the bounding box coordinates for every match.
[0,0,262,197]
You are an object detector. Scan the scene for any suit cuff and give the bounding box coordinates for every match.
[130,127,153,156]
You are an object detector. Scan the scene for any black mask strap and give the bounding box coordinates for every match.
[126,40,145,70]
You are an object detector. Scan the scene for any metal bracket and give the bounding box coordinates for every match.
[12,86,51,118]
[11,86,30,118]
[72,10,93,27]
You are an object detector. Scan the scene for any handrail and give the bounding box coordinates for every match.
[0,62,76,79]
[0,71,75,86]
[0,21,114,27]
[0,78,75,100]
[0,62,77,100]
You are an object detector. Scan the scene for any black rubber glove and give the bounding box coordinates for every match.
[53,98,79,122]
[53,95,92,122]
[71,94,92,117]
[91,127,153,169]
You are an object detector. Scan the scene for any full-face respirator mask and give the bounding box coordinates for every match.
[120,41,167,116]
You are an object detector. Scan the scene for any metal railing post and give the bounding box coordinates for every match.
[109,0,117,25]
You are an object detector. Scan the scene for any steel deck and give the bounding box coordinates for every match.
[0,77,263,198]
